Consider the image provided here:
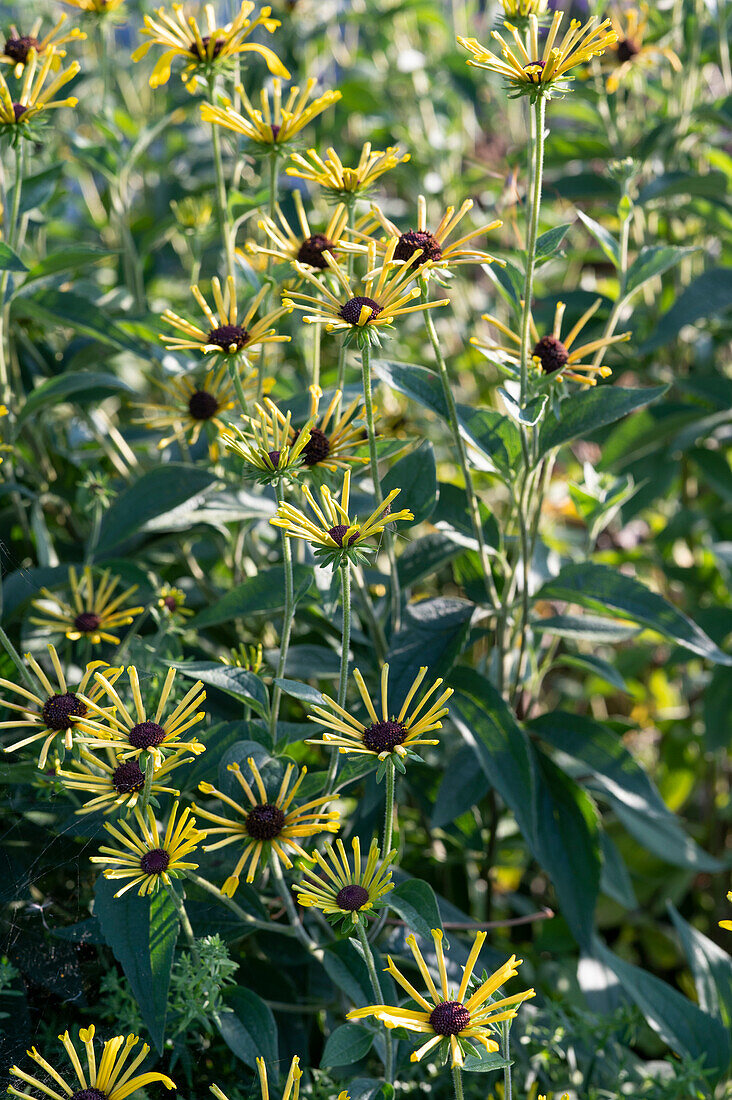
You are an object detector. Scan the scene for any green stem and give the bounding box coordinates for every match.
[256,149,280,404]
[502,1021,512,1100]
[351,565,388,663]
[383,758,396,853]
[269,485,295,740]
[138,752,156,816]
[0,141,24,409]
[452,1065,465,1100]
[187,871,298,936]
[355,920,393,1083]
[115,606,150,663]
[227,358,251,416]
[590,199,632,372]
[270,854,322,957]
[85,502,103,567]
[420,276,499,611]
[311,319,322,389]
[518,95,546,405]
[208,77,236,289]
[167,884,199,961]
[336,196,356,392]
[325,560,351,793]
[361,340,401,632]
[0,626,35,692]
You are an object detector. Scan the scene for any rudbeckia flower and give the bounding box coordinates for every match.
[161,277,292,359]
[472,298,631,386]
[132,2,289,93]
[157,585,194,619]
[294,836,395,927]
[270,467,413,567]
[75,665,207,767]
[90,800,203,896]
[286,142,410,197]
[249,190,350,271]
[606,5,681,92]
[0,49,79,131]
[201,78,340,148]
[193,756,340,895]
[1,16,85,78]
[219,642,264,673]
[0,644,120,768]
[30,566,144,647]
[135,361,262,458]
[211,1056,302,1100]
[223,396,314,483]
[458,12,618,99]
[56,745,192,814]
[60,0,127,12]
[308,663,453,762]
[347,929,535,1068]
[8,1026,175,1100]
[721,891,732,932]
[252,384,370,472]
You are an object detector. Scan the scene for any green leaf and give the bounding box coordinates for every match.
[97,464,219,551]
[16,371,133,428]
[320,1023,374,1067]
[537,386,667,457]
[373,359,448,420]
[450,668,536,846]
[535,222,572,259]
[532,748,600,948]
[576,209,620,267]
[274,678,325,707]
[641,267,732,352]
[11,288,146,355]
[531,613,641,642]
[11,164,64,215]
[387,598,473,703]
[389,879,444,941]
[456,406,523,477]
[637,170,728,205]
[0,242,27,273]
[397,533,462,588]
[530,712,722,871]
[593,938,731,1084]
[556,652,629,692]
[703,666,732,751]
[624,246,697,298]
[486,257,524,305]
[537,562,732,665]
[382,440,436,525]
[23,247,116,281]
[431,745,490,828]
[667,902,732,1027]
[218,987,278,1069]
[169,661,270,719]
[599,831,637,909]
[322,940,392,1006]
[93,877,178,1053]
[190,565,314,629]
[462,1049,512,1073]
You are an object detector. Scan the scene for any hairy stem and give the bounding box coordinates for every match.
[452,1065,465,1100]
[269,486,295,740]
[355,920,393,1083]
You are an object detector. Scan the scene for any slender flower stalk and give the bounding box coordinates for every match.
[208,76,237,289]
[519,96,546,406]
[452,1066,465,1100]
[355,919,394,1082]
[270,481,296,739]
[325,559,351,792]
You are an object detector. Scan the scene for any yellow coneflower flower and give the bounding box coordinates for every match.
[223,396,313,482]
[211,1057,302,1100]
[194,756,340,895]
[347,929,535,1068]
[157,584,194,619]
[721,891,732,932]
[30,566,144,647]
[283,240,449,342]
[294,836,395,927]
[56,745,192,814]
[219,641,264,673]
[1,16,85,79]
[60,0,127,12]
[202,77,340,148]
[90,800,203,896]
[287,142,410,197]
[472,299,631,386]
[359,195,502,277]
[248,190,349,271]
[135,362,261,458]
[458,12,618,98]
[500,0,549,17]
[8,1026,175,1100]
[0,645,120,769]
[132,2,289,93]
[256,384,369,471]
[270,467,413,567]
[75,665,206,767]
[308,663,453,762]
[606,5,681,92]
[0,49,79,130]
[162,277,292,359]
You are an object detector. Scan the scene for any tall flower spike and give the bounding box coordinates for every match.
[458,12,618,100]
[161,277,292,359]
[90,800,203,896]
[0,645,121,769]
[193,757,340,895]
[0,49,79,132]
[202,78,341,148]
[8,1025,175,1100]
[1,16,85,79]
[347,929,535,1068]
[270,466,414,568]
[30,566,144,647]
[286,142,410,197]
[132,2,289,93]
[472,299,631,386]
[74,665,207,767]
[308,663,453,764]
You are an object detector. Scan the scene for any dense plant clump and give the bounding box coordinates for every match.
[0,1,730,1099]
